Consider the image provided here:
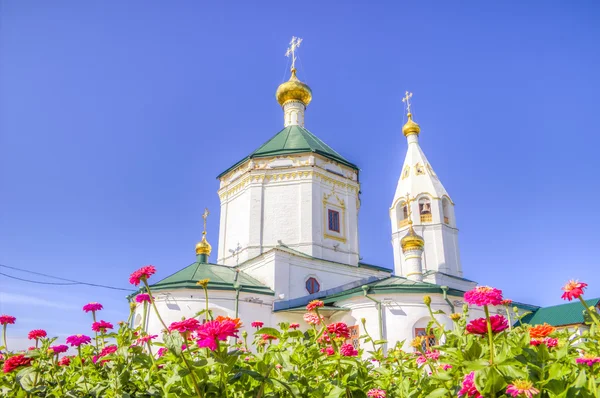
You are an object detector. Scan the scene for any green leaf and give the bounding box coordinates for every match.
[16,367,37,392]
[425,388,450,398]
[163,332,184,357]
[255,327,282,338]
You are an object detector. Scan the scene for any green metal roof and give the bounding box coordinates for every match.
[217,125,358,178]
[358,262,391,272]
[148,261,274,296]
[522,298,600,327]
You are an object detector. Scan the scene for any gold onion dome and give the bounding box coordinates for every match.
[195,233,212,256]
[402,113,421,137]
[276,68,312,107]
[401,226,425,252]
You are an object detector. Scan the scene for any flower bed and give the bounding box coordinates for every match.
[1,267,599,397]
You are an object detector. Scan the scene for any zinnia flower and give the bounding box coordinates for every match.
[561,280,588,301]
[530,337,558,348]
[251,321,264,328]
[261,334,277,341]
[529,323,555,338]
[129,265,156,286]
[136,334,158,345]
[196,278,210,288]
[321,346,335,356]
[49,344,69,354]
[440,364,452,371]
[157,347,168,358]
[65,334,92,347]
[458,372,482,397]
[501,299,513,306]
[367,389,386,398]
[58,356,71,366]
[93,345,118,364]
[464,286,503,307]
[215,316,243,329]
[327,322,350,339]
[196,318,240,351]
[340,343,358,357]
[0,315,16,325]
[306,300,324,311]
[135,294,152,303]
[3,354,33,373]
[82,302,103,313]
[27,329,47,340]
[91,320,113,333]
[450,313,462,321]
[466,315,508,335]
[169,318,200,334]
[303,313,323,325]
[506,380,540,397]
[576,354,600,366]
[289,323,300,329]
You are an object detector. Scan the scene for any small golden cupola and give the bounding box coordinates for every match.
[400,225,425,253]
[401,91,420,137]
[195,208,212,263]
[276,68,312,107]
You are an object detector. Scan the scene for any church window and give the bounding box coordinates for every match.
[442,198,451,225]
[345,325,360,349]
[397,201,409,228]
[415,163,425,175]
[414,328,436,351]
[305,277,320,294]
[402,166,410,180]
[328,209,340,232]
[419,197,432,222]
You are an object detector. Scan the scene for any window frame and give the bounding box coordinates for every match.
[305,277,321,294]
[414,327,436,351]
[345,325,360,350]
[328,209,340,232]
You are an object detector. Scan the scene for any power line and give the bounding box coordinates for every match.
[0,264,133,292]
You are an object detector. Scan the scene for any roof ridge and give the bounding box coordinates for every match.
[536,297,600,310]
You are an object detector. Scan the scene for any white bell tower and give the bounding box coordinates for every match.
[390,92,463,287]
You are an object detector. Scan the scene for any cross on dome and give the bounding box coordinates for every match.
[202,208,209,235]
[402,91,413,116]
[285,36,303,71]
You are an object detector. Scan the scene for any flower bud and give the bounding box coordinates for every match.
[423,296,432,306]
[450,313,461,321]
[360,318,367,325]
[242,330,248,338]
[462,304,469,313]
[129,302,137,311]
[513,306,519,313]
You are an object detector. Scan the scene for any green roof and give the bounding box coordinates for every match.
[148,261,274,296]
[217,125,358,178]
[522,298,600,327]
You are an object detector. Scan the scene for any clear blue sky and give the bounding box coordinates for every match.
[1,1,599,348]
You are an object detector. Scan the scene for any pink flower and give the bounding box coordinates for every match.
[561,280,588,301]
[340,343,358,357]
[367,389,386,398]
[289,323,300,329]
[440,364,452,371]
[321,346,335,356]
[135,294,153,303]
[65,334,92,347]
[49,344,69,354]
[91,320,113,333]
[506,380,540,397]
[0,315,16,325]
[251,321,264,328]
[58,356,71,366]
[2,354,32,373]
[27,329,47,340]
[129,265,156,286]
[466,315,508,335]
[157,347,168,358]
[576,355,600,366]
[306,300,324,311]
[416,355,427,366]
[82,302,103,313]
[416,351,439,366]
[464,286,503,307]
[303,313,324,325]
[275,364,283,369]
[196,319,240,351]
[530,337,558,347]
[458,372,482,398]
[93,345,118,364]
[169,318,201,334]
[136,334,158,345]
[327,322,350,339]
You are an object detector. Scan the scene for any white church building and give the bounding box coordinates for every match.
[135,41,537,351]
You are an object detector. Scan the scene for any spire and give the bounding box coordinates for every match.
[276,37,312,127]
[195,208,212,263]
[401,91,421,137]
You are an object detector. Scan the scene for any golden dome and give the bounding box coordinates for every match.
[401,226,425,252]
[195,233,212,256]
[276,68,312,107]
[402,113,420,137]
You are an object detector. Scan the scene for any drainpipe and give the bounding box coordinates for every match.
[362,285,383,341]
[441,285,455,313]
[233,282,241,318]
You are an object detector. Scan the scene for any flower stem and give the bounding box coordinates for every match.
[92,311,99,350]
[78,346,90,394]
[483,305,495,365]
[142,301,148,333]
[182,344,203,398]
[505,305,513,331]
[3,325,8,351]
[203,286,211,322]
[143,279,169,333]
[578,296,600,328]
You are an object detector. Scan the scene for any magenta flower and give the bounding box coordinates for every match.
[93,345,118,364]
[135,293,153,303]
[464,286,503,307]
[49,344,69,354]
[561,280,588,301]
[289,323,300,329]
[129,265,156,286]
[576,355,600,366]
[91,320,113,333]
[196,319,240,351]
[466,315,508,335]
[321,346,335,356]
[367,389,386,398]
[66,334,92,347]
[458,372,482,398]
[506,380,540,397]
[82,302,103,313]
[136,334,158,345]
[340,343,358,357]
[168,318,200,334]
[27,329,47,340]
[0,315,16,325]
[251,321,264,328]
[157,347,168,358]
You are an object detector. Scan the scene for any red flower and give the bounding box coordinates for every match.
[340,343,358,357]
[168,318,200,334]
[91,320,113,333]
[129,265,156,286]
[458,372,482,398]
[2,354,33,373]
[501,299,513,306]
[327,322,350,339]
[65,334,92,347]
[0,315,16,325]
[289,323,300,329]
[27,329,47,340]
[367,389,386,398]
[93,345,118,364]
[321,346,335,356]
[58,356,71,366]
[466,315,508,335]
[464,286,503,307]
[49,345,69,354]
[561,280,588,301]
[82,302,103,313]
[135,294,152,303]
[196,319,240,351]
[251,321,264,328]
[136,334,157,345]
[261,334,278,341]
[306,300,324,311]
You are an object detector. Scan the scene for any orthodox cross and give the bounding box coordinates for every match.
[229,242,242,264]
[402,91,413,115]
[202,208,209,235]
[285,36,303,70]
[405,192,414,225]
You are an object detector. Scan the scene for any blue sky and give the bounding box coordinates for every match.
[1,1,599,348]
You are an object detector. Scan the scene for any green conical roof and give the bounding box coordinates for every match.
[218,125,357,178]
[148,261,274,296]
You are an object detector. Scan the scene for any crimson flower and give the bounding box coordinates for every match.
[196,319,240,351]
[129,265,156,286]
[135,294,153,303]
[251,321,264,329]
[58,356,71,366]
[0,315,16,325]
[49,344,69,354]
[464,286,503,307]
[93,345,118,364]
[530,337,558,348]
[289,323,300,329]
[91,320,113,333]
[261,334,278,341]
[327,322,350,339]
[561,280,588,301]
[27,329,47,340]
[367,389,386,398]
[466,315,508,335]
[169,318,200,334]
[340,343,358,357]
[2,354,33,373]
[66,334,92,347]
[321,346,335,356]
[458,372,482,398]
[306,300,324,311]
[82,302,103,313]
[506,380,540,397]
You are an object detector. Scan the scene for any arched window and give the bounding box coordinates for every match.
[442,198,451,225]
[397,201,409,227]
[419,197,432,222]
[305,277,320,294]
